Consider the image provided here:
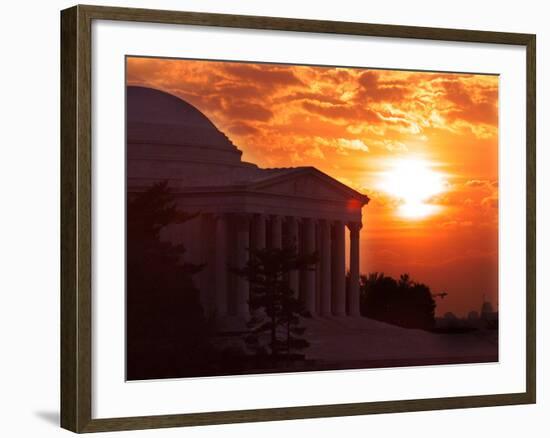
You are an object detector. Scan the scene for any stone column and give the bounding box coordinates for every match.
[286,216,299,297]
[201,214,220,317]
[235,215,250,318]
[271,215,283,249]
[319,219,332,317]
[252,214,267,250]
[302,218,316,315]
[214,214,228,317]
[332,221,346,317]
[348,222,362,317]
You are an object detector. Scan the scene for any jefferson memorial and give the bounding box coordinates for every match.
[127,86,369,322]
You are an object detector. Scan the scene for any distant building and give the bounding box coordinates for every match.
[480,298,498,328]
[480,300,494,316]
[444,312,458,321]
[467,310,480,321]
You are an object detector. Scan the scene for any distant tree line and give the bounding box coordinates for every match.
[358,272,436,330]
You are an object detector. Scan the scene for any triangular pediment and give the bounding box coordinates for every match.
[248,167,369,204]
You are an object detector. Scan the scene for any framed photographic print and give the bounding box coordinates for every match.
[60,4,536,433]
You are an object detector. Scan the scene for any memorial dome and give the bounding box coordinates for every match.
[127,86,240,155]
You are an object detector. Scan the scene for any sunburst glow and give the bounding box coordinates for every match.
[379,158,447,219]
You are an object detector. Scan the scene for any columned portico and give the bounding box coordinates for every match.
[184,212,364,321]
[187,208,364,319]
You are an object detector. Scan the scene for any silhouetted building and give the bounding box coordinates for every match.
[127,86,369,321]
[467,310,480,321]
[480,298,498,327]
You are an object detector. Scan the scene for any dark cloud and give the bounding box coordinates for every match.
[275,91,343,105]
[301,101,381,123]
[223,101,274,122]
[270,113,351,138]
[215,83,262,100]
[227,122,261,136]
[441,80,498,126]
[222,64,304,89]
[357,71,409,102]
[321,68,354,84]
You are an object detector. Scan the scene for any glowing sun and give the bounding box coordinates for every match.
[378,158,447,219]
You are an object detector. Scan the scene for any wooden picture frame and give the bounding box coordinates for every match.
[61,4,536,433]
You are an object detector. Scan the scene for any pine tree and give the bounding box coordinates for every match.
[235,245,318,364]
[126,181,209,379]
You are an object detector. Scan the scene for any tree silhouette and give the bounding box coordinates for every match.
[126,181,210,379]
[234,245,318,364]
[359,272,436,330]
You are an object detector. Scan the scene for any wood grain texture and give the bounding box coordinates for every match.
[79,4,534,44]
[525,34,536,404]
[60,5,78,432]
[60,4,537,433]
[80,393,533,433]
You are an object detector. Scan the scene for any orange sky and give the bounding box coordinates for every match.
[127,56,499,317]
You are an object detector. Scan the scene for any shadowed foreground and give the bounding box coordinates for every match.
[127,315,497,380]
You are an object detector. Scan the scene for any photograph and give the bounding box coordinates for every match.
[125,56,499,381]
